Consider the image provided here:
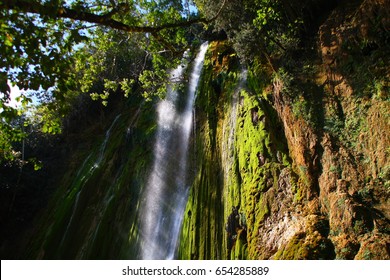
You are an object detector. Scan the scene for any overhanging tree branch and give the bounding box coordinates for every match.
[1,0,228,53]
[0,0,227,35]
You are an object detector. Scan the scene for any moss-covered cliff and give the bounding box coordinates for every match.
[179,0,389,260]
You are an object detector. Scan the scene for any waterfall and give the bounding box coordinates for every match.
[139,42,208,260]
[57,114,121,253]
[228,69,247,156]
[222,69,247,205]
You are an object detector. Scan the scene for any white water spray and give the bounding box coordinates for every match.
[139,43,208,259]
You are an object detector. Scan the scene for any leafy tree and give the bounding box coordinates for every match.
[0,0,226,163]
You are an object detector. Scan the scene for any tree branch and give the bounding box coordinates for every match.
[151,32,177,54]
[0,0,227,34]
[1,0,228,55]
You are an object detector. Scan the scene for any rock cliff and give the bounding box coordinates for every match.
[179,0,389,259]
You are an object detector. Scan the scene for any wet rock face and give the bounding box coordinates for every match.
[251,107,259,125]
[268,0,389,259]
[257,168,302,258]
[225,206,246,252]
[181,0,389,260]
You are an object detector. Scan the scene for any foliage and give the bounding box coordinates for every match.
[324,100,369,151]
[0,117,25,161]
[0,0,210,163]
[74,28,145,103]
[272,67,293,94]
[195,0,304,62]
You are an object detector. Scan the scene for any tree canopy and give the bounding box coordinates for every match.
[1,0,219,96]
[0,0,228,162]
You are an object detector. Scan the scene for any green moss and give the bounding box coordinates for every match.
[274,232,308,260]
[230,229,247,260]
[233,87,291,259]
[180,44,293,260]
[179,41,245,260]
[294,185,304,202]
[178,116,226,259]
[363,249,372,260]
[256,195,270,223]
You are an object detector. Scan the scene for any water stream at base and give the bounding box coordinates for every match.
[139,43,208,260]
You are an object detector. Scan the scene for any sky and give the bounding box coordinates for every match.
[7,82,23,109]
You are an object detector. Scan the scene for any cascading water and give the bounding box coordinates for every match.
[221,68,248,230]
[222,69,247,183]
[139,42,208,259]
[56,114,121,254]
[228,69,247,154]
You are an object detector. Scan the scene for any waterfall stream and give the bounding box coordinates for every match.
[56,114,121,254]
[139,43,208,260]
